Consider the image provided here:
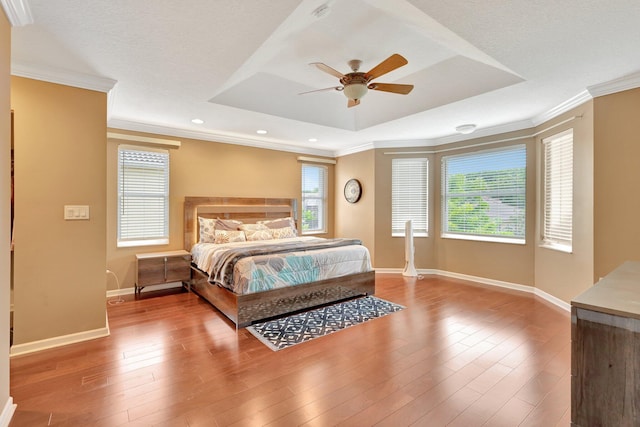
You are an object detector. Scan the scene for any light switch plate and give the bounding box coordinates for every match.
[64,205,90,220]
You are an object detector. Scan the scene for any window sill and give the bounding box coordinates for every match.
[540,243,572,254]
[301,231,327,236]
[441,233,525,245]
[117,238,169,248]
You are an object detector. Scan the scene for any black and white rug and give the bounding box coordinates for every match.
[247,296,405,351]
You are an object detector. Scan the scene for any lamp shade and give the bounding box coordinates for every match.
[343,83,368,100]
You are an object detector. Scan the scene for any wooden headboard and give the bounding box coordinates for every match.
[184,197,298,251]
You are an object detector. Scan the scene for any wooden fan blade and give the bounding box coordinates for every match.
[310,62,345,79]
[348,98,360,108]
[369,83,414,95]
[365,54,408,80]
[299,86,343,95]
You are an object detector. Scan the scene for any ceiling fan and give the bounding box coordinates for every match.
[301,53,414,108]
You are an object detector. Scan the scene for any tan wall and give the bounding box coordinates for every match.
[1,10,12,409]
[11,77,107,344]
[373,148,436,269]
[594,87,640,279]
[434,132,536,286]
[534,103,595,302]
[106,131,335,290]
[335,150,375,262]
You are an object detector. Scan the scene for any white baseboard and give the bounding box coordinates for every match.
[106,281,183,298]
[373,268,570,312]
[10,322,110,357]
[12,283,184,356]
[0,398,16,427]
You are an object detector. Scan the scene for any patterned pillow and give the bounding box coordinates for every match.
[214,230,246,244]
[215,218,243,231]
[258,217,297,231]
[243,228,274,241]
[239,223,269,231]
[198,217,216,243]
[258,217,297,237]
[271,226,297,239]
[234,223,273,240]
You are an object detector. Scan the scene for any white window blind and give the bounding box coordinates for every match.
[542,130,573,251]
[118,146,170,247]
[392,158,428,237]
[301,164,327,234]
[442,145,526,243]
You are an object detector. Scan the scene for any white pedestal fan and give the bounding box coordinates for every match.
[402,220,418,277]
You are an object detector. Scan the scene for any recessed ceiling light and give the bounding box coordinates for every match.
[256,129,268,135]
[455,124,477,134]
[308,138,318,142]
[191,118,204,124]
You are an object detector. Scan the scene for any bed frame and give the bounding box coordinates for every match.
[184,196,376,328]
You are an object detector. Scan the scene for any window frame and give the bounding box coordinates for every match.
[117,145,170,248]
[441,144,527,245]
[391,157,429,237]
[540,129,573,253]
[301,163,328,235]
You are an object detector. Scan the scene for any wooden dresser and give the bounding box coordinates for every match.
[135,250,191,294]
[571,261,640,426]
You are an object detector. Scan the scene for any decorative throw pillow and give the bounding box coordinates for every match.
[258,216,298,239]
[214,230,246,244]
[258,217,297,232]
[239,223,269,232]
[271,226,297,239]
[243,228,274,241]
[237,223,273,240]
[214,218,243,231]
[198,217,216,243]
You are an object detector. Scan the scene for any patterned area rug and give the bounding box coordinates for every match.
[247,296,405,351]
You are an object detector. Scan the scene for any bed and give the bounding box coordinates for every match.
[184,196,375,327]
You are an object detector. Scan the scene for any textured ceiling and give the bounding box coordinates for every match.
[9,0,640,156]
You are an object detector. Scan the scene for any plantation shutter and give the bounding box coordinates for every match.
[542,130,573,251]
[441,145,526,242]
[118,146,170,246]
[392,158,428,236]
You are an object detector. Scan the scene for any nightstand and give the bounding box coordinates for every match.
[135,250,191,294]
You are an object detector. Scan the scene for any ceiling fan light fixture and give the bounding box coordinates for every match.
[455,124,477,134]
[343,83,368,100]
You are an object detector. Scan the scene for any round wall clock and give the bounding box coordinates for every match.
[344,178,362,203]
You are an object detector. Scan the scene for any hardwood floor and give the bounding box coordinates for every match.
[9,274,571,426]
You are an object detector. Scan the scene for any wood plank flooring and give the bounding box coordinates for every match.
[9,274,571,426]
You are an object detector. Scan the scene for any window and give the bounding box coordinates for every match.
[542,130,573,252]
[117,146,170,247]
[301,164,327,234]
[392,158,428,237]
[442,145,526,243]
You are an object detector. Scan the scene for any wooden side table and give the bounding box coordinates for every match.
[135,249,191,294]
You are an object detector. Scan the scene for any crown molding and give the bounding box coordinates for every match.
[1,0,33,26]
[587,70,640,98]
[533,90,592,125]
[11,61,117,93]
[107,118,336,158]
[334,142,375,157]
